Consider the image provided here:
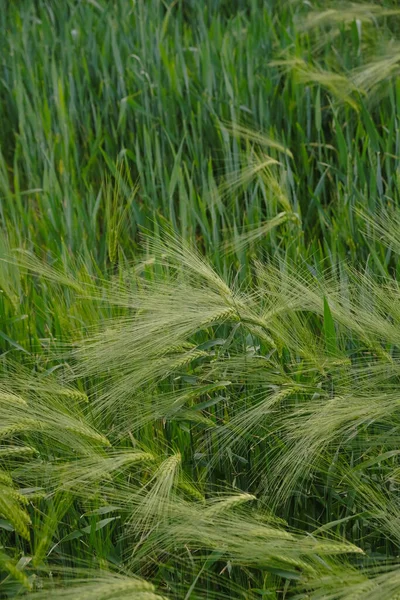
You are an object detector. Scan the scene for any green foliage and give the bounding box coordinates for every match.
[2,0,400,598]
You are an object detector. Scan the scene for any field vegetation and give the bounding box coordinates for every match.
[2,1,400,598]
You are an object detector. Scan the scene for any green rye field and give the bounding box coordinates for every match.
[2,1,400,598]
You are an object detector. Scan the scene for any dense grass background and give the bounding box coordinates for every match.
[3,0,400,598]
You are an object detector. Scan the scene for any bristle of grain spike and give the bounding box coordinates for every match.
[5,487,30,506]
[81,579,156,596]
[298,4,400,31]
[160,342,196,356]
[205,493,257,517]
[0,445,37,457]
[0,493,31,539]
[199,307,239,329]
[0,420,47,439]
[125,451,155,464]
[169,349,208,370]
[220,121,293,158]
[274,387,297,402]
[20,488,46,501]
[2,560,32,590]
[164,453,181,471]
[0,470,13,486]
[178,478,205,503]
[64,424,110,446]
[37,578,168,600]
[0,392,27,406]
[57,388,89,402]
